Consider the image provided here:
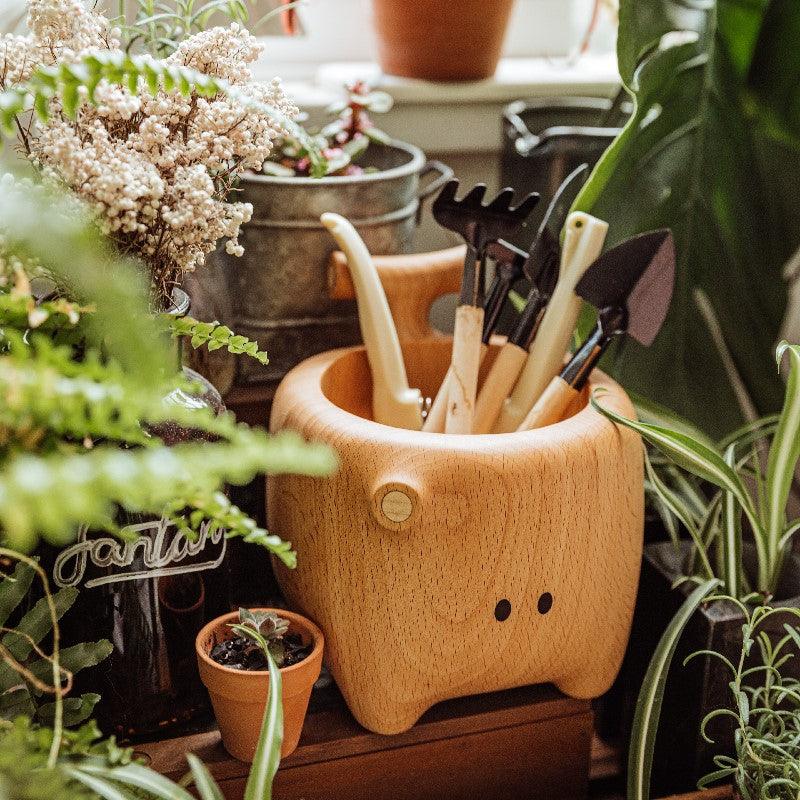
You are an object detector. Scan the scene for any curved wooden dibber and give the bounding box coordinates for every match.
[328,245,465,342]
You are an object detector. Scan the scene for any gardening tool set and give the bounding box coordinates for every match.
[323,168,676,435]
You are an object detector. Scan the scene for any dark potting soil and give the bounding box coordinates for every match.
[209,632,311,671]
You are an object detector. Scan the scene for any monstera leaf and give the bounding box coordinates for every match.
[575,0,800,438]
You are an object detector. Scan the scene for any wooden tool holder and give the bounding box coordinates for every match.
[268,249,644,735]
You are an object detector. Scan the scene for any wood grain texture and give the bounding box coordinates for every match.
[472,341,528,433]
[137,683,593,800]
[328,246,464,342]
[268,339,644,735]
[444,304,483,434]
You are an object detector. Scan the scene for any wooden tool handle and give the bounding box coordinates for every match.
[472,342,528,434]
[444,305,484,434]
[423,344,489,432]
[495,213,608,433]
[517,376,579,431]
[329,246,465,342]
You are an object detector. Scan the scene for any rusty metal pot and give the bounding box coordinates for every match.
[194,140,450,393]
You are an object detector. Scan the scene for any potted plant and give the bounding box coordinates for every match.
[196,607,323,761]
[370,0,515,81]
[0,183,313,798]
[0,8,338,729]
[592,341,800,795]
[629,596,800,800]
[215,80,451,389]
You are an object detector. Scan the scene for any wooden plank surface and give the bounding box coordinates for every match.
[137,683,593,799]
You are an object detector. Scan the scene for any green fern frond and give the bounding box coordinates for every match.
[170,316,269,365]
[0,427,335,552]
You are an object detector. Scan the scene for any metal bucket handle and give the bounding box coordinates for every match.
[415,160,454,223]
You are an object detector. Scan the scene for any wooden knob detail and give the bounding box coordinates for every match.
[372,481,420,530]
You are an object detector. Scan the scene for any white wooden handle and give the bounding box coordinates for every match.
[472,342,528,434]
[321,213,422,430]
[517,376,580,431]
[494,212,608,433]
[423,344,488,433]
[444,305,484,434]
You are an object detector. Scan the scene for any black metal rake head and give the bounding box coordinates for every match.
[432,180,540,253]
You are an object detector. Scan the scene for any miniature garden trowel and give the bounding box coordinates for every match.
[321,212,423,430]
[492,210,609,432]
[472,164,588,433]
[428,180,539,434]
[518,229,675,430]
[422,237,529,433]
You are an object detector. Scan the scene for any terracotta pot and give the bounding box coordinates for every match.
[371,0,514,81]
[195,609,324,762]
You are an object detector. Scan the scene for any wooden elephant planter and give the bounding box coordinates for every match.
[267,249,644,735]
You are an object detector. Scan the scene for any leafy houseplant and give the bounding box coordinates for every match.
[575,0,800,439]
[594,342,800,794]
[628,594,800,800]
[0,180,323,798]
[196,606,323,762]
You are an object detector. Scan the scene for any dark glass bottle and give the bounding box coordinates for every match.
[43,291,233,740]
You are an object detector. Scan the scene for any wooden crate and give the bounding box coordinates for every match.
[137,684,593,800]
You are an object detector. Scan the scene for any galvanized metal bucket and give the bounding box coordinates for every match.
[213,140,451,389]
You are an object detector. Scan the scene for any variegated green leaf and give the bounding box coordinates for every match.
[765,342,800,585]
[592,394,759,532]
[722,445,744,597]
[185,754,224,800]
[244,635,283,800]
[628,578,720,800]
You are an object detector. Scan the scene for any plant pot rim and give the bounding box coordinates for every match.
[243,139,425,187]
[195,607,324,678]
[295,341,634,445]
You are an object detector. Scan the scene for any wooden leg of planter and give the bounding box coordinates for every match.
[138,685,593,800]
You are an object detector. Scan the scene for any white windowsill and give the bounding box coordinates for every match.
[268,54,620,155]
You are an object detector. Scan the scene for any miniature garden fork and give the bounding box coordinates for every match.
[430,180,538,433]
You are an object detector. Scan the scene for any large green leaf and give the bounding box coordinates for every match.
[576,0,800,439]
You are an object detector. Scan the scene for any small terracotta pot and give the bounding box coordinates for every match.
[195,609,323,762]
[371,0,515,81]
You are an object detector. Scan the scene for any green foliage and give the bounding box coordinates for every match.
[0,717,134,800]
[0,562,111,729]
[593,342,800,598]
[575,0,800,438]
[231,608,290,666]
[0,51,325,176]
[692,601,800,800]
[117,0,303,57]
[0,178,337,556]
[169,316,268,365]
[627,579,720,800]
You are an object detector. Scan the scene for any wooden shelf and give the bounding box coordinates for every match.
[137,683,594,800]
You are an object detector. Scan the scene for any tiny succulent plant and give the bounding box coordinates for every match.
[217,608,311,670]
[263,81,393,177]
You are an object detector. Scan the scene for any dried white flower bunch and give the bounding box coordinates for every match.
[1,0,296,306]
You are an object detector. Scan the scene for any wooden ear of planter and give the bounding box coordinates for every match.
[268,335,643,735]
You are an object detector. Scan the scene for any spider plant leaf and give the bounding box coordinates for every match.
[631,392,715,449]
[64,767,137,800]
[592,394,758,530]
[722,445,743,598]
[765,343,800,571]
[627,578,720,800]
[644,452,714,579]
[77,762,195,800]
[185,754,224,800]
[574,0,796,439]
[244,637,283,800]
